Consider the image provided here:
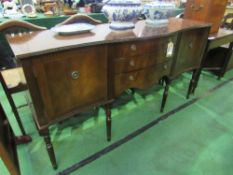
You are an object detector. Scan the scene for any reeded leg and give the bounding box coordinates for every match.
[160,78,170,113]
[191,69,201,94]
[105,104,112,142]
[40,128,57,169]
[187,70,197,99]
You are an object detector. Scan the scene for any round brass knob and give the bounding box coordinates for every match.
[189,42,193,49]
[71,71,80,80]
[163,65,168,70]
[129,60,135,66]
[129,75,135,81]
[130,44,137,51]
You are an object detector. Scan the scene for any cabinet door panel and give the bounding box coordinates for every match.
[33,46,107,119]
[171,28,209,77]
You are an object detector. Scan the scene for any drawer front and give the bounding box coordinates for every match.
[114,61,171,96]
[171,28,209,77]
[109,36,176,59]
[32,46,107,120]
[114,51,170,74]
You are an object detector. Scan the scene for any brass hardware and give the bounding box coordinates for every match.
[163,65,168,70]
[130,44,137,51]
[71,71,80,80]
[188,42,193,49]
[129,60,135,66]
[129,75,135,81]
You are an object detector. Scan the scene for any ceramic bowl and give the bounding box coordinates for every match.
[143,1,176,26]
[102,0,142,30]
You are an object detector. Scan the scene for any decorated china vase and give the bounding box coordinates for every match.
[102,0,142,30]
[143,1,176,26]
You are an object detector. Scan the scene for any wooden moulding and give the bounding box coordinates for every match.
[55,14,102,26]
[0,20,47,33]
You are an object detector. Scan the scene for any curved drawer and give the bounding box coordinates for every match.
[109,36,176,59]
[114,61,171,96]
[114,52,170,74]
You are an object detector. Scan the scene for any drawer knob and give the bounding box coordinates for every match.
[163,65,168,70]
[129,60,135,67]
[129,75,135,81]
[71,71,80,80]
[188,42,193,49]
[130,44,137,51]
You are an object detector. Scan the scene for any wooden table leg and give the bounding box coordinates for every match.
[160,77,170,113]
[40,128,57,169]
[187,69,198,99]
[105,104,112,142]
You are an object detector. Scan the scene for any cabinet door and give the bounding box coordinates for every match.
[32,46,107,121]
[170,28,209,77]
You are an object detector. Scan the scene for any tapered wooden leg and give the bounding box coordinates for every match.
[40,128,57,169]
[187,70,197,99]
[160,78,170,113]
[0,74,29,139]
[191,69,202,94]
[105,104,112,142]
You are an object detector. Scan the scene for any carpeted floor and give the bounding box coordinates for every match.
[1,70,233,175]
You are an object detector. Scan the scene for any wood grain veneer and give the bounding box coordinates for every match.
[7,18,211,169]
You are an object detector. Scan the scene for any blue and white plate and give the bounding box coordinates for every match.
[51,23,95,35]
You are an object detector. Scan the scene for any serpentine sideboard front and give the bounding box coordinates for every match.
[7,18,210,169]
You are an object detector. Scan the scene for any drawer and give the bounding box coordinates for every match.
[109,36,176,59]
[114,51,170,74]
[114,61,171,96]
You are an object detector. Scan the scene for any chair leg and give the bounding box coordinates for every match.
[0,74,31,143]
[105,104,112,142]
[160,77,170,113]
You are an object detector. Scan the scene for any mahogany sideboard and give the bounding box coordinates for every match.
[6,18,210,169]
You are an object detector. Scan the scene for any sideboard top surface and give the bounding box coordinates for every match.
[7,18,211,60]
